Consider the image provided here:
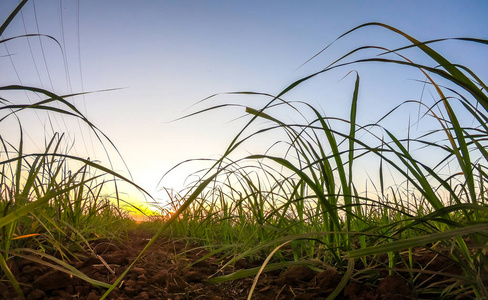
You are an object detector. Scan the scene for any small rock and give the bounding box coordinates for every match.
[22,265,33,274]
[235,259,248,269]
[279,266,315,285]
[87,290,100,300]
[315,267,341,292]
[124,279,137,287]
[132,266,146,275]
[103,253,129,265]
[184,270,204,282]
[26,289,46,300]
[32,270,71,291]
[124,286,138,297]
[137,274,148,282]
[151,269,169,284]
[377,275,411,300]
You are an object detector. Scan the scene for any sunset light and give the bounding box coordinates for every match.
[2,1,488,299]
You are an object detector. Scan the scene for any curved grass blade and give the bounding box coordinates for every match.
[205,260,324,284]
[348,222,488,258]
[247,240,291,300]
[7,248,111,288]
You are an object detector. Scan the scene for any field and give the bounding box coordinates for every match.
[2,1,488,299]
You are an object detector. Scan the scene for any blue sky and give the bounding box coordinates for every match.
[1,0,487,211]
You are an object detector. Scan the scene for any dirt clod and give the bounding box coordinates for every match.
[278,265,315,285]
[377,275,412,300]
[315,266,342,292]
[26,289,46,300]
[32,270,71,291]
[1,227,474,299]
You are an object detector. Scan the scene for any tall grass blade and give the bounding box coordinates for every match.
[348,223,488,258]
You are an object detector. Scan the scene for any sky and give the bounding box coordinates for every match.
[1,0,488,213]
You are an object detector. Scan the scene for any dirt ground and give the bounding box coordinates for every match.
[1,227,481,300]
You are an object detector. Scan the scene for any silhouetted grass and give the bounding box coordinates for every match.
[1,2,150,297]
[129,23,488,299]
[2,2,487,299]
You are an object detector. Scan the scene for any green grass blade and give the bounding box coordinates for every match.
[0,0,28,37]
[348,223,488,258]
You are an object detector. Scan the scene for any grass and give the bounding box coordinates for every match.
[141,23,488,299]
[1,2,149,298]
[2,1,488,299]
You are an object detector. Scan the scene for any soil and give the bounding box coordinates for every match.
[1,227,482,300]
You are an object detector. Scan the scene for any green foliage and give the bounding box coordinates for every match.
[0,2,147,298]
[152,23,488,299]
[3,1,488,298]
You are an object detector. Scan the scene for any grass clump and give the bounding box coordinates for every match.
[147,23,488,299]
[3,1,488,299]
[1,2,146,297]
